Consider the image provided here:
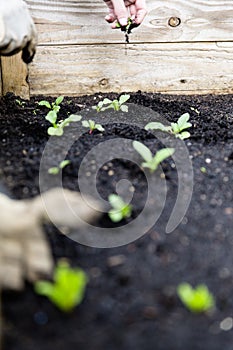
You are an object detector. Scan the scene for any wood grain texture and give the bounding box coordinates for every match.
[1,54,29,99]
[28,42,233,96]
[26,0,233,44]
[2,1,232,96]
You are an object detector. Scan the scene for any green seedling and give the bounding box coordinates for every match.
[48,160,71,175]
[82,120,105,134]
[108,194,132,223]
[38,96,82,136]
[47,114,82,136]
[93,94,130,113]
[45,112,82,136]
[200,166,207,174]
[116,18,138,43]
[133,141,175,173]
[38,95,64,113]
[177,283,215,313]
[190,106,200,115]
[34,260,88,313]
[15,99,26,107]
[145,113,192,140]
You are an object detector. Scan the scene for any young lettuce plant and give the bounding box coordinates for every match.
[46,113,82,136]
[177,283,215,313]
[38,95,64,116]
[108,194,132,223]
[133,141,175,173]
[48,160,71,175]
[93,94,130,112]
[82,120,105,134]
[34,260,88,313]
[145,113,192,140]
[38,96,82,136]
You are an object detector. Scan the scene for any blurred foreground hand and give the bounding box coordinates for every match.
[0,0,37,63]
[0,188,101,290]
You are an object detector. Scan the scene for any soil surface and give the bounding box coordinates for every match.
[0,92,233,350]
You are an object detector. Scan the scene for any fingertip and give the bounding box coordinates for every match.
[118,17,128,26]
[105,14,115,23]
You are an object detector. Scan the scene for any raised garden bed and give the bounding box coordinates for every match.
[0,92,233,350]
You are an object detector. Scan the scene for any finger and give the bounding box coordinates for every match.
[111,0,128,26]
[134,0,147,24]
[129,4,137,18]
[105,10,116,23]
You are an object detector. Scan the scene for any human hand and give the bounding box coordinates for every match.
[0,0,37,63]
[0,187,102,290]
[103,0,147,28]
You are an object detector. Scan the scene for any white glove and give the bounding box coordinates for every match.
[0,188,102,290]
[0,0,37,63]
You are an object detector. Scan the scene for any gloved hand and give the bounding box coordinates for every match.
[0,188,102,290]
[0,0,37,63]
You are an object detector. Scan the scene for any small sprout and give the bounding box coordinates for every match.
[133,141,175,173]
[38,96,64,112]
[108,194,132,223]
[145,113,192,140]
[38,96,81,136]
[93,94,130,112]
[177,283,215,313]
[34,260,88,313]
[116,18,138,43]
[82,120,105,134]
[47,113,82,136]
[15,99,26,107]
[200,166,207,174]
[190,107,200,115]
[66,100,73,105]
[48,160,71,175]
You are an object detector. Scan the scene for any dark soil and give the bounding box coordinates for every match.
[0,92,233,350]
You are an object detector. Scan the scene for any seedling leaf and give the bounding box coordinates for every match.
[48,127,64,136]
[108,209,124,223]
[145,122,172,132]
[38,100,51,109]
[177,113,192,131]
[82,120,90,128]
[55,96,64,105]
[35,261,88,313]
[108,194,126,210]
[120,104,128,112]
[132,141,153,163]
[177,283,215,313]
[66,114,82,123]
[119,94,130,105]
[45,110,57,124]
[177,131,191,140]
[154,148,175,164]
[48,167,60,175]
[95,124,105,132]
[108,194,132,223]
[60,160,71,169]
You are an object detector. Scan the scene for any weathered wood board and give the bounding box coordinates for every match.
[27,0,233,44]
[1,0,233,97]
[29,42,233,96]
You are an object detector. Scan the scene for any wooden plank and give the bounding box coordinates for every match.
[26,0,233,44]
[28,42,233,96]
[0,59,2,96]
[1,54,29,99]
